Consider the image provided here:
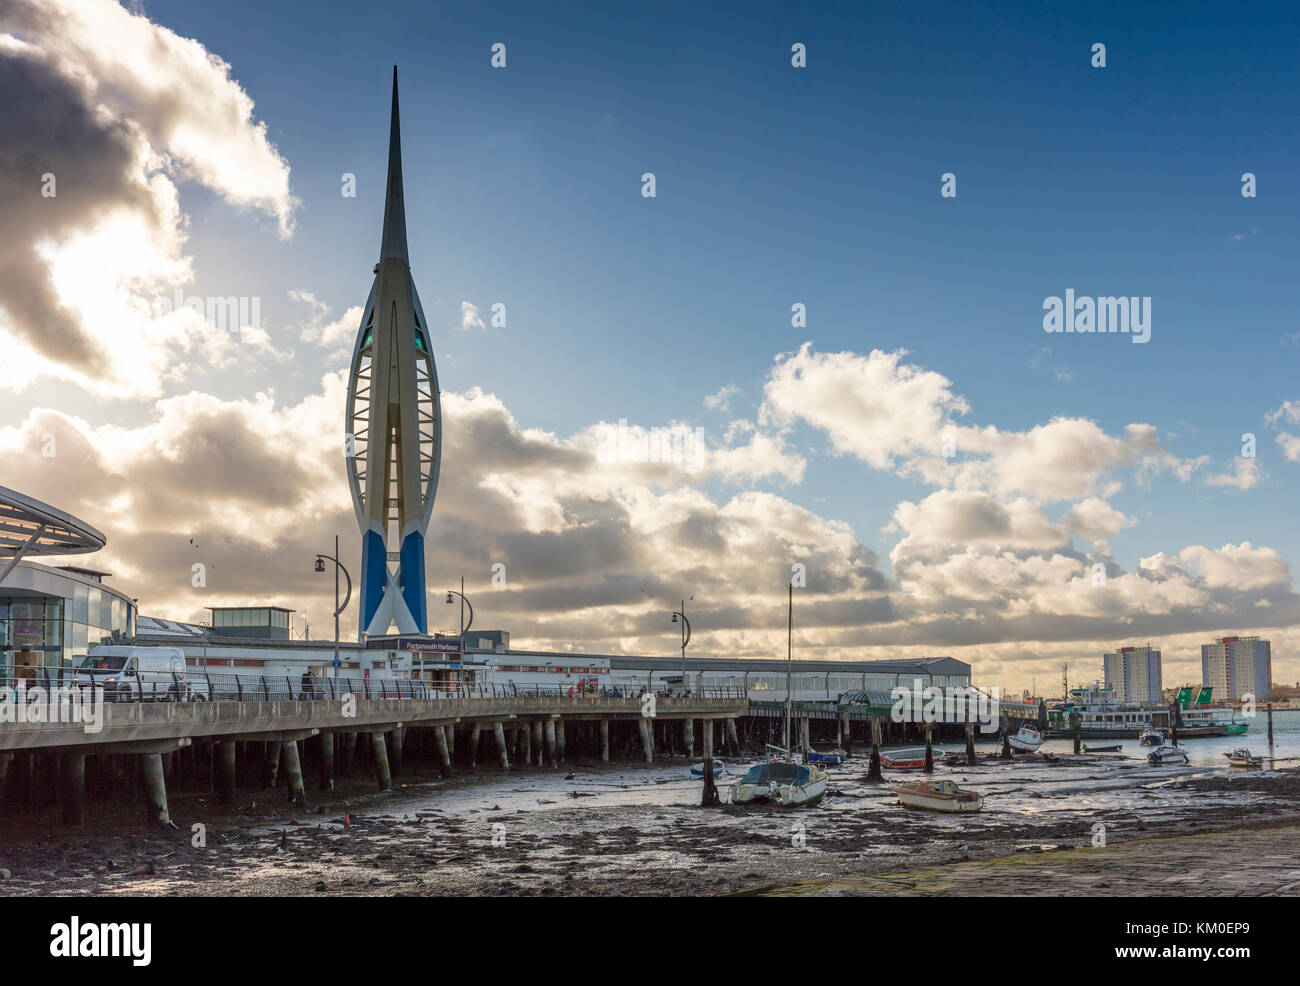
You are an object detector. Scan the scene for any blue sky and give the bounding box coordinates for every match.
[5,0,1299,688]
[159,0,1297,569]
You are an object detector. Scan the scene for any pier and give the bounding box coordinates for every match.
[0,673,745,826]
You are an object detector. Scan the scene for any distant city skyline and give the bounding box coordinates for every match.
[3,0,1299,692]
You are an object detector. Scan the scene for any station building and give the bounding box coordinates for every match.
[0,487,136,675]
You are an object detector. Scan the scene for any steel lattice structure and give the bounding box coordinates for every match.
[345,68,442,637]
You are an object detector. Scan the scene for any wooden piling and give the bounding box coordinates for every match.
[867,715,883,782]
[434,726,453,777]
[371,732,392,792]
[282,740,308,809]
[700,718,720,806]
[61,753,86,826]
[319,732,335,791]
[217,739,237,803]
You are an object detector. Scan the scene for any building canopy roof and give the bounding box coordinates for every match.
[0,487,106,579]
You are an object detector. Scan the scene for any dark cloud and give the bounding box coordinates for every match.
[0,50,156,369]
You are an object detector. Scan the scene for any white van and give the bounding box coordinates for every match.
[75,646,207,701]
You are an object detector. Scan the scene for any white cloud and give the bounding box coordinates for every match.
[704,384,742,413]
[0,0,297,400]
[1060,497,1136,541]
[459,300,485,331]
[760,343,1203,502]
[1205,457,1264,491]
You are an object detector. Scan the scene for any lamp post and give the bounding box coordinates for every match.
[314,535,352,675]
[670,601,692,696]
[445,576,473,640]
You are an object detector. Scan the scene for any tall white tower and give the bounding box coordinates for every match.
[345,67,441,637]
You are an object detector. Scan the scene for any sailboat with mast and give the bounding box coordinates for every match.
[730,583,829,807]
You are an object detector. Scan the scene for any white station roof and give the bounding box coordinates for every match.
[0,486,106,558]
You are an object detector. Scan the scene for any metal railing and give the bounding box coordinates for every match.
[0,671,748,705]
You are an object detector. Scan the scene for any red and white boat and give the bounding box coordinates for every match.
[890,779,984,813]
[880,747,931,769]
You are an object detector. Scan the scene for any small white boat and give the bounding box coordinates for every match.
[690,761,727,778]
[880,747,931,769]
[890,779,983,813]
[730,761,828,807]
[1138,727,1164,746]
[1007,724,1044,753]
[1147,744,1189,766]
[1223,748,1263,768]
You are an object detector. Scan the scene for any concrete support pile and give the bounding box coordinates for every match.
[371,733,392,791]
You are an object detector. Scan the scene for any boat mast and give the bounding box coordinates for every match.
[786,581,792,759]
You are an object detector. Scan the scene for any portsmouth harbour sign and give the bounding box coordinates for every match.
[389,637,463,654]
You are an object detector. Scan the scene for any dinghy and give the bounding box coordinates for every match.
[807,748,847,765]
[1147,744,1190,766]
[729,761,828,807]
[890,779,983,813]
[880,747,931,769]
[1082,743,1122,753]
[1223,748,1263,768]
[1007,724,1044,752]
[690,761,727,778]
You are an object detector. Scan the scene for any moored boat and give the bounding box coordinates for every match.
[1138,727,1163,746]
[1083,743,1123,752]
[690,761,727,778]
[729,761,828,807]
[1049,684,1248,739]
[1147,744,1190,766]
[807,748,847,765]
[1223,748,1263,768]
[890,779,983,813]
[1007,724,1044,752]
[880,747,930,769]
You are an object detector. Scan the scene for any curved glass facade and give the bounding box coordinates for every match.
[0,562,134,674]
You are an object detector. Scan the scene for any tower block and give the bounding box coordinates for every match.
[345,67,442,636]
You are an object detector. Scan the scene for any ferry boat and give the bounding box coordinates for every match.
[1047,683,1248,740]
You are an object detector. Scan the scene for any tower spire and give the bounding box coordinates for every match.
[380,65,409,262]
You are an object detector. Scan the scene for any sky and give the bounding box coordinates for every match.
[2,0,1299,696]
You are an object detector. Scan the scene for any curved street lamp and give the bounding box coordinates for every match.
[671,601,692,696]
[314,534,352,674]
[446,576,473,638]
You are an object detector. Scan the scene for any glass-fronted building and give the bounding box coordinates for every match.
[0,561,135,674]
